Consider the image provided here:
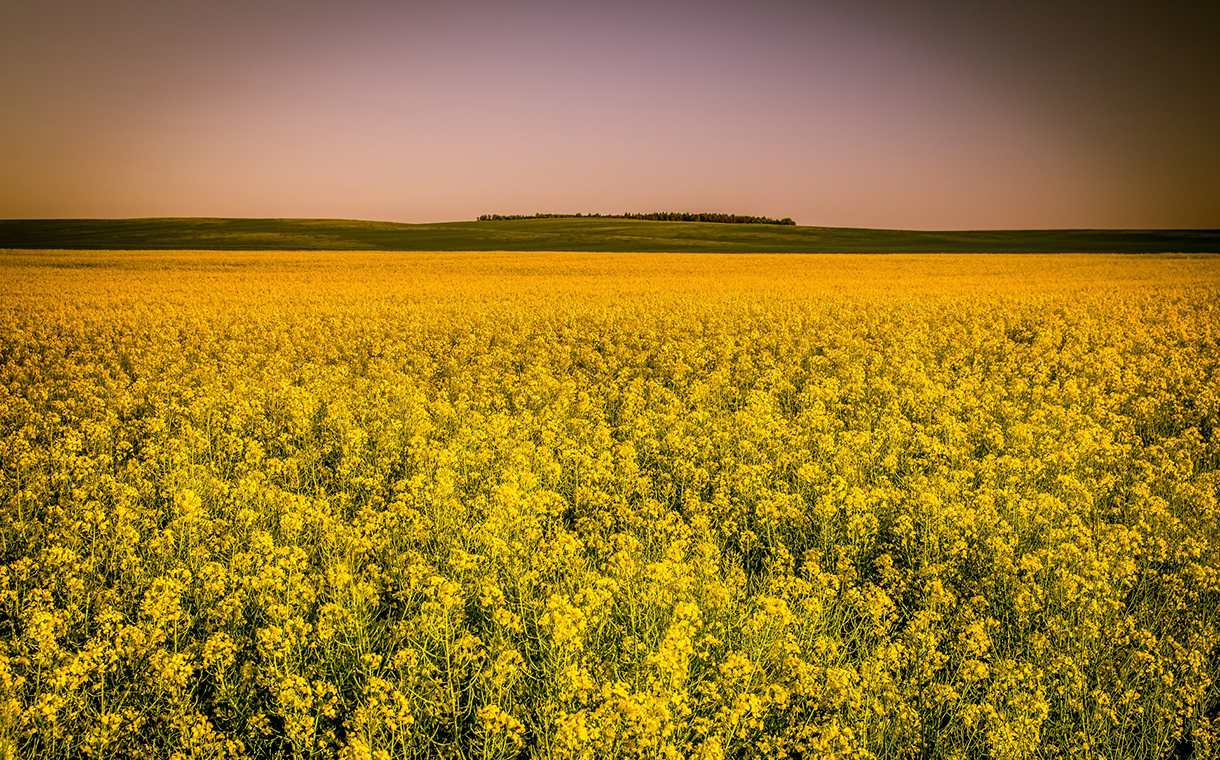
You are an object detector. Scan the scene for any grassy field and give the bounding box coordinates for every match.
[1,251,1218,759]
[2,216,1219,252]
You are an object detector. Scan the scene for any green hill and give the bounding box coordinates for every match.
[1,217,1218,252]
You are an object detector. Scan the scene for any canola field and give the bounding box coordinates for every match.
[1,250,1218,760]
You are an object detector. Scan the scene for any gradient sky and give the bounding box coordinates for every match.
[3,0,1217,228]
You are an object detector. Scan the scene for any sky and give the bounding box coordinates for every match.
[2,0,1217,229]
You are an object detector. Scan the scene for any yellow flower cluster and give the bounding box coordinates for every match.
[1,250,1218,759]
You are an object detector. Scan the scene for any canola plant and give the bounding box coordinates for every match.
[1,250,1218,760]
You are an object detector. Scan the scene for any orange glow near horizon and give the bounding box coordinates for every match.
[2,0,1217,229]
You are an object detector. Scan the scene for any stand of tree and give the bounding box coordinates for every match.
[477,212,796,225]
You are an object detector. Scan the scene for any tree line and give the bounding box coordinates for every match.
[476,212,796,225]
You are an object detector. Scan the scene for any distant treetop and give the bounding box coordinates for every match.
[477,212,796,225]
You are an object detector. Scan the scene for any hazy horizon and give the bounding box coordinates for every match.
[3,0,1217,230]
